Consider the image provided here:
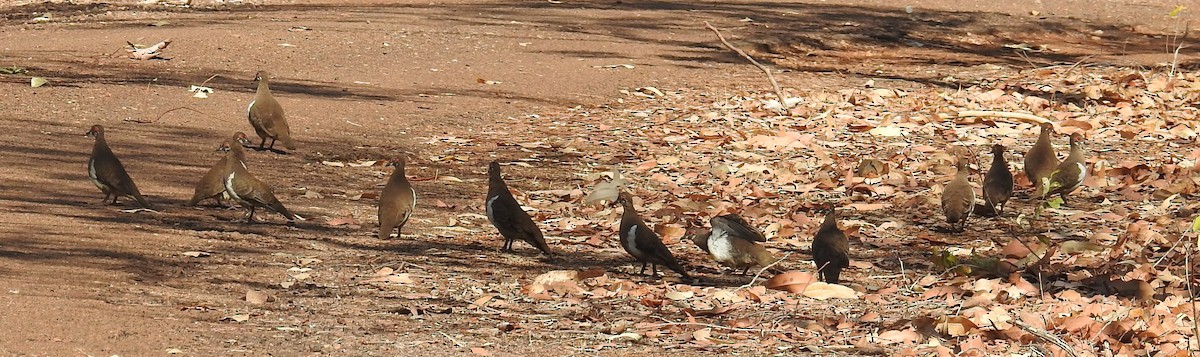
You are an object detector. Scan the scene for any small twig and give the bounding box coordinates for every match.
[1185,224,1199,353]
[1061,55,1095,76]
[956,111,1052,125]
[118,208,159,214]
[1014,320,1078,357]
[197,74,219,87]
[650,317,780,333]
[126,105,220,124]
[704,21,789,110]
[1169,42,1187,78]
[438,332,466,347]
[738,252,792,290]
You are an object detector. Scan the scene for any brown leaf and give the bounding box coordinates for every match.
[245,290,272,305]
[764,270,816,293]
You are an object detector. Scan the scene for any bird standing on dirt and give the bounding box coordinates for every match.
[689,214,774,275]
[1042,133,1087,202]
[85,125,152,209]
[811,207,849,284]
[485,161,552,256]
[247,71,297,152]
[219,139,297,223]
[941,154,975,232]
[378,156,416,239]
[616,191,691,280]
[189,132,252,207]
[1024,122,1058,195]
[982,144,1014,216]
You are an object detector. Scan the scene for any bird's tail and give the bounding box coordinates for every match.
[186,193,202,206]
[280,135,297,150]
[530,237,554,256]
[131,193,153,210]
[272,201,297,221]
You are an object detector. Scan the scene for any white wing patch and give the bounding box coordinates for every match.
[87,159,104,190]
[624,225,641,257]
[404,186,416,222]
[486,195,499,224]
[224,172,242,202]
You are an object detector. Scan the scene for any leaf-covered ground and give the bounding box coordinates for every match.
[0,0,1198,356]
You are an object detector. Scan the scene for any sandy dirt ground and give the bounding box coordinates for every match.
[0,0,1196,355]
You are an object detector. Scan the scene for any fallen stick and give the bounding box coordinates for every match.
[738,252,792,290]
[1014,320,1079,357]
[957,111,1052,125]
[704,21,789,110]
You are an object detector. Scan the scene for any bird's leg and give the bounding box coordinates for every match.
[111,195,121,205]
[639,262,647,276]
[268,137,277,150]
[257,137,267,150]
[652,264,660,277]
[245,207,257,223]
[741,267,750,275]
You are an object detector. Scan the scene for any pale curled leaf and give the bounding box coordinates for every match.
[583,169,626,204]
[245,290,272,304]
[801,282,859,299]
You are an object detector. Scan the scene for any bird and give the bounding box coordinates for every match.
[811,207,849,284]
[1043,133,1088,202]
[247,71,297,151]
[982,144,1014,216]
[941,154,975,232]
[485,161,552,255]
[1024,122,1058,195]
[218,139,297,223]
[689,214,775,275]
[378,156,417,239]
[188,132,251,207]
[616,191,690,280]
[85,124,152,209]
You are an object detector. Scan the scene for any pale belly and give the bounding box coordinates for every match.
[708,231,736,263]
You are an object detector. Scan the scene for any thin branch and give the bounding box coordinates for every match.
[650,317,780,333]
[1185,224,1199,354]
[125,105,219,124]
[704,21,789,110]
[957,111,1052,125]
[738,252,792,290]
[1014,320,1078,357]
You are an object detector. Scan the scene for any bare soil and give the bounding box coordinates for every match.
[0,0,1196,356]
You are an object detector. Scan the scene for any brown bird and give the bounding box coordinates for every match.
[219,139,297,223]
[690,214,774,275]
[616,191,690,279]
[1043,133,1088,202]
[188,132,252,207]
[941,154,975,232]
[811,207,849,284]
[378,156,417,239]
[85,125,152,209]
[247,71,297,151]
[1024,122,1058,195]
[982,144,1014,216]
[485,161,552,255]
